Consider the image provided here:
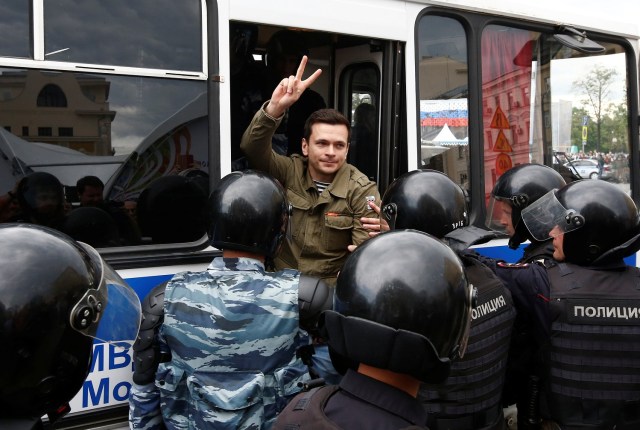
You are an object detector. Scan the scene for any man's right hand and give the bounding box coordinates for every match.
[362,201,389,237]
[349,201,389,252]
[265,55,322,118]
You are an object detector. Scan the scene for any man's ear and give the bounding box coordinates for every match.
[301,139,309,156]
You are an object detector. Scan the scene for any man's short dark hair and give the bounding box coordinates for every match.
[76,176,104,194]
[303,109,351,143]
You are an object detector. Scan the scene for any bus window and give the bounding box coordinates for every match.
[43,0,202,71]
[416,15,470,194]
[0,70,207,246]
[0,0,30,58]
[549,43,629,188]
[481,25,630,201]
[341,63,380,181]
[0,0,210,249]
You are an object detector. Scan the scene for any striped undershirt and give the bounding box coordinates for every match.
[314,180,331,193]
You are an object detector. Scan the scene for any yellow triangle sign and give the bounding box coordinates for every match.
[490,106,510,129]
[492,130,513,152]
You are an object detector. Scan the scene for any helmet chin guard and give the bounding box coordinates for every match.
[320,311,453,383]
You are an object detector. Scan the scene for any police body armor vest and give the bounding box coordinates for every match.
[274,385,425,430]
[273,385,341,430]
[544,262,640,430]
[420,255,516,430]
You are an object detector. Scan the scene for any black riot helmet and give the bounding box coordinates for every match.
[208,170,290,257]
[137,175,209,243]
[0,224,141,422]
[15,171,65,227]
[381,169,468,238]
[486,164,566,249]
[522,180,640,265]
[63,206,121,248]
[321,230,474,383]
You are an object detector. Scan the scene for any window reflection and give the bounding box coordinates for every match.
[43,0,202,71]
[480,25,630,202]
[0,68,208,246]
[417,15,470,193]
[481,26,534,201]
[0,0,30,58]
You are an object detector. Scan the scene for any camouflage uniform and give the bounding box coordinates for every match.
[129,257,311,430]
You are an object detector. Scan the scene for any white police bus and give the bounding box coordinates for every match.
[1,0,638,427]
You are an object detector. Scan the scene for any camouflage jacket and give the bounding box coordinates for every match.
[129,257,311,430]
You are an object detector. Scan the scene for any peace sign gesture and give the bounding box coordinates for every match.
[265,55,322,118]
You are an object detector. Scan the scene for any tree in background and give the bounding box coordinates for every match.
[572,65,619,152]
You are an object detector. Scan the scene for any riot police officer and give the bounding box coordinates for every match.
[0,224,142,429]
[13,171,66,229]
[274,229,475,429]
[483,163,566,425]
[485,163,566,262]
[485,180,640,429]
[129,171,333,430]
[381,169,516,430]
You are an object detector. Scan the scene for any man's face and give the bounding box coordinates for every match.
[0,192,21,222]
[550,226,566,261]
[302,123,349,183]
[124,200,137,219]
[33,189,62,217]
[498,200,515,237]
[79,185,104,207]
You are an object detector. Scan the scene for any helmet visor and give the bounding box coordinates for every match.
[521,190,584,241]
[71,243,142,346]
[485,196,513,236]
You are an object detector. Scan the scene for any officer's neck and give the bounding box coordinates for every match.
[357,363,420,397]
[222,249,265,263]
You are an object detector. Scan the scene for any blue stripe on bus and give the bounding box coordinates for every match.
[474,245,525,263]
[475,244,637,266]
[120,245,638,306]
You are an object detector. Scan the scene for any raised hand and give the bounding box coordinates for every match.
[265,56,322,118]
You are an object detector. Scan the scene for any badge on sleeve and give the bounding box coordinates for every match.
[497,261,529,269]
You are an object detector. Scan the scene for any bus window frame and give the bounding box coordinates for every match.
[414,7,640,226]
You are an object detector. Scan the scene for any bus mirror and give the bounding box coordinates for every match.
[553,26,605,54]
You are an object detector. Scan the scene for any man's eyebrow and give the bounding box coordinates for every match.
[313,138,347,145]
